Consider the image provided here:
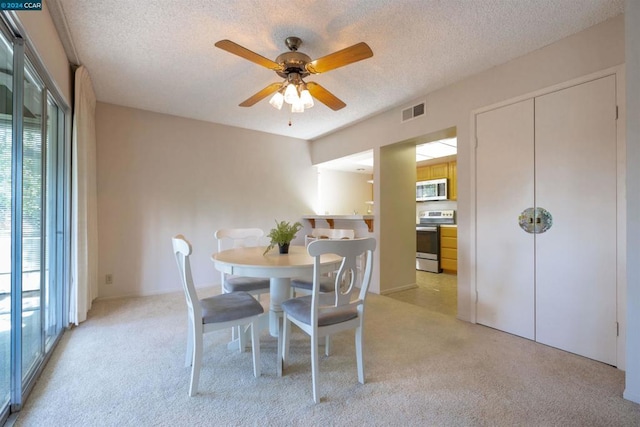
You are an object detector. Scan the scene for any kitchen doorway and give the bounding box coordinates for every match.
[388,131,459,317]
[387,128,458,316]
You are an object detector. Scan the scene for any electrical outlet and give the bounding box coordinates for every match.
[105,274,113,285]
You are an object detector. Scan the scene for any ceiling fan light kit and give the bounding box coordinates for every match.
[300,86,314,109]
[268,72,313,113]
[284,77,300,104]
[291,98,305,113]
[214,36,373,113]
[269,91,284,110]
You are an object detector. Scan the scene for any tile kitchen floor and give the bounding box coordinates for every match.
[386,270,457,316]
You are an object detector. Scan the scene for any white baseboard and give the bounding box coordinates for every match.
[623,388,640,404]
[95,283,221,301]
[380,283,418,295]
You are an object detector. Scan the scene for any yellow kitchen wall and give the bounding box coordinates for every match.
[311,14,625,324]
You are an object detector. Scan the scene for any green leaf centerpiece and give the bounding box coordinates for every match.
[264,220,303,255]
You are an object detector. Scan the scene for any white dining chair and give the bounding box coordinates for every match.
[215,228,271,348]
[214,228,271,299]
[291,228,357,354]
[279,237,376,403]
[172,235,263,396]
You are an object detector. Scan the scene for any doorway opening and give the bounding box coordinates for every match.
[388,128,458,317]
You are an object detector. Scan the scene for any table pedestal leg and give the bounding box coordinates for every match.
[269,277,290,337]
[270,277,290,376]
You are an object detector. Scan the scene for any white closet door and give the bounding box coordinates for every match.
[535,75,617,365]
[476,99,535,339]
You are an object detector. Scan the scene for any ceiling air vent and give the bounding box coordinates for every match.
[401,101,425,123]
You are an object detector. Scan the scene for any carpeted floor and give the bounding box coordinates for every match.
[12,288,640,426]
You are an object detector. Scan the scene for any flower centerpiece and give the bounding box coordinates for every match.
[264,220,303,255]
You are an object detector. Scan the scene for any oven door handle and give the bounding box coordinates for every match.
[416,226,437,232]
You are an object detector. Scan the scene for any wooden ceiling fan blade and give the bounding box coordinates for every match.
[239,83,282,107]
[306,82,346,111]
[306,42,373,74]
[215,40,283,71]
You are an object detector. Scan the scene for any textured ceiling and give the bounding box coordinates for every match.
[49,0,623,141]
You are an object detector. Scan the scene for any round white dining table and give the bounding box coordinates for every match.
[211,245,341,337]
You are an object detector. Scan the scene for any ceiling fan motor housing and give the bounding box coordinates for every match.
[275,51,311,78]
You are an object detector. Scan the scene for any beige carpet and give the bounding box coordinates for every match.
[13,289,640,426]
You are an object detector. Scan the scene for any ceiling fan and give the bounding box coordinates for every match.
[215,36,373,112]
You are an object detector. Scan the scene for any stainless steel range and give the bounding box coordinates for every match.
[416,210,455,273]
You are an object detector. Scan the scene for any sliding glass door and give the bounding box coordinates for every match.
[0,23,69,423]
[0,28,13,418]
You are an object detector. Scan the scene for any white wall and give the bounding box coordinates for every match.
[317,169,372,215]
[311,15,625,323]
[95,102,315,298]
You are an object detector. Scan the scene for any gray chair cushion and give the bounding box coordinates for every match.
[200,291,264,324]
[282,294,358,327]
[224,275,270,293]
[291,276,334,293]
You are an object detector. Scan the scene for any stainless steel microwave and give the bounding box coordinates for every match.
[416,178,448,201]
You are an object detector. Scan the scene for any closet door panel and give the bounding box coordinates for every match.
[476,99,535,339]
[534,75,617,365]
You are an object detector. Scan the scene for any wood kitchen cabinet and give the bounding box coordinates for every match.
[416,163,448,181]
[447,161,457,200]
[440,226,457,274]
[428,163,448,179]
[417,166,430,181]
[416,162,450,181]
[417,164,447,181]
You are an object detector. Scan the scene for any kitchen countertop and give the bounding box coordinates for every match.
[302,214,374,220]
[302,214,375,232]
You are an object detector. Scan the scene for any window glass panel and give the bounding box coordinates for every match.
[0,31,12,414]
[21,59,43,380]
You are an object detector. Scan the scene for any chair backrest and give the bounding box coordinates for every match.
[172,234,201,321]
[215,228,264,250]
[307,237,376,315]
[214,228,264,283]
[305,228,355,246]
